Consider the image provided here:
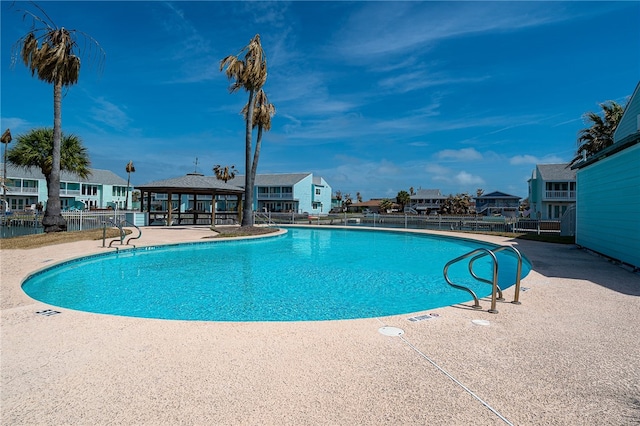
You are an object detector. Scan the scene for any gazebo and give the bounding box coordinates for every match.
[136,173,244,226]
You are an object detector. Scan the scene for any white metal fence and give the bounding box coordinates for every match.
[254,212,565,235]
[1,211,126,238]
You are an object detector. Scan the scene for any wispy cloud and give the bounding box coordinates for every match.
[435,148,483,162]
[0,117,31,133]
[333,2,569,61]
[510,154,564,165]
[89,97,132,132]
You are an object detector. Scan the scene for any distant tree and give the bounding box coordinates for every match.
[334,190,343,209]
[12,3,103,232]
[441,193,472,215]
[125,160,135,210]
[356,192,362,203]
[343,193,353,211]
[569,100,625,166]
[409,187,415,196]
[396,190,410,211]
[220,34,268,227]
[476,188,484,198]
[379,198,394,213]
[8,129,90,214]
[519,197,530,215]
[213,164,237,183]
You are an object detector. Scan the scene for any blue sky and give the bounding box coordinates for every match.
[1,1,639,200]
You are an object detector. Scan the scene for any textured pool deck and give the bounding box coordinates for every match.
[1,225,639,425]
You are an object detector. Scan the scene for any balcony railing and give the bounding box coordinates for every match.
[257,193,294,200]
[5,186,38,194]
[61,189,81,196]
[544,190,575,200]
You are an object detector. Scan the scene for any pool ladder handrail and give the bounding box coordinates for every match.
[443,245,523,314]
[443,248,499,313]
[469,246,523,305]
[104,219,142,249]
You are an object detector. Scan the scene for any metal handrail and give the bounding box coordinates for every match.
[103,219,142,249]
[124,219,142,246]
[469,246,523,304]
[443,248,499,313]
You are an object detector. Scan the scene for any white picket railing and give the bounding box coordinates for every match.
[62,211,126,231]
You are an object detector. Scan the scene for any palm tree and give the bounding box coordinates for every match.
[570,100,624,166]
[334,190,343,210]
[396,190,410,212]
[242,89,275,190]
[379,198,394,213]
[356,192,363,203]
[7,128,91,226]
[343,193,353,211]
[125,160,135,210]
[13,4,103,232]
[213,165,237,183]
[220,34,268,227]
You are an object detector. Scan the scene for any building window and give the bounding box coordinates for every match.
[315,188,321,195]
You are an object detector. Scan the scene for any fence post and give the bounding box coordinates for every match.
[79,209,83,231]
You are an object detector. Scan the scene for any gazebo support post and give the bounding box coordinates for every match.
[210,191,216,226]
[193,193,198,225]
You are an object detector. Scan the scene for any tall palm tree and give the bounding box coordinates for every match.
[125,160,135,210]
[13,4,103,232]
[213,164,237,183]
[242,89,276,190]
[220,34,267,227]
[7,128,91,224]
[570,100,625,166]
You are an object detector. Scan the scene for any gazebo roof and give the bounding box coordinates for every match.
[136,174,244,196]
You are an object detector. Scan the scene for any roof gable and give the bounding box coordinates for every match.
[2,163,128,185]
[137,174,243,192]
[537,163,576,181]
[477,191,520,200]
[614,81,640,143]
[228,173,312,186]
[411,189,445,199]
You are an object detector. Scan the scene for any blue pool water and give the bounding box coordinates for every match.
[22,227,531,321]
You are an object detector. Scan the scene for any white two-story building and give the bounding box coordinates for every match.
[1,162,132,211]
[229,173,332,215]
[528,163,576,220]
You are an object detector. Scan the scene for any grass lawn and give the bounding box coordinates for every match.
[0,226,279,250]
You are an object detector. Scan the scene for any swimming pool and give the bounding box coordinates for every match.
[22,227,531,321]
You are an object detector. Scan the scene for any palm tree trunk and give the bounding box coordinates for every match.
[125,172,131,210]
[42,78,67,232]
[242,89,256,227]
[249,124,263,208]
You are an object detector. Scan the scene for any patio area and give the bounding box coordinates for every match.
[1,226,639,425]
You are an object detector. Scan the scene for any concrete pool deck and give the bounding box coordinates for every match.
[1,226,639,425]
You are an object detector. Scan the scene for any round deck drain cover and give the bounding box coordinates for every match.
[378,326,404,336]
[472,319,490,326]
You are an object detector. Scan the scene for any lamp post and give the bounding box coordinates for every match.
[1,129,12,215]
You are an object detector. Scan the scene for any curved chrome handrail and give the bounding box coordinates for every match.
[469,246,523,304]
[443,248,499,312]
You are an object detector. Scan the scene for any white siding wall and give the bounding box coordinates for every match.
[576,143,640,268]
[293,175,314,214]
